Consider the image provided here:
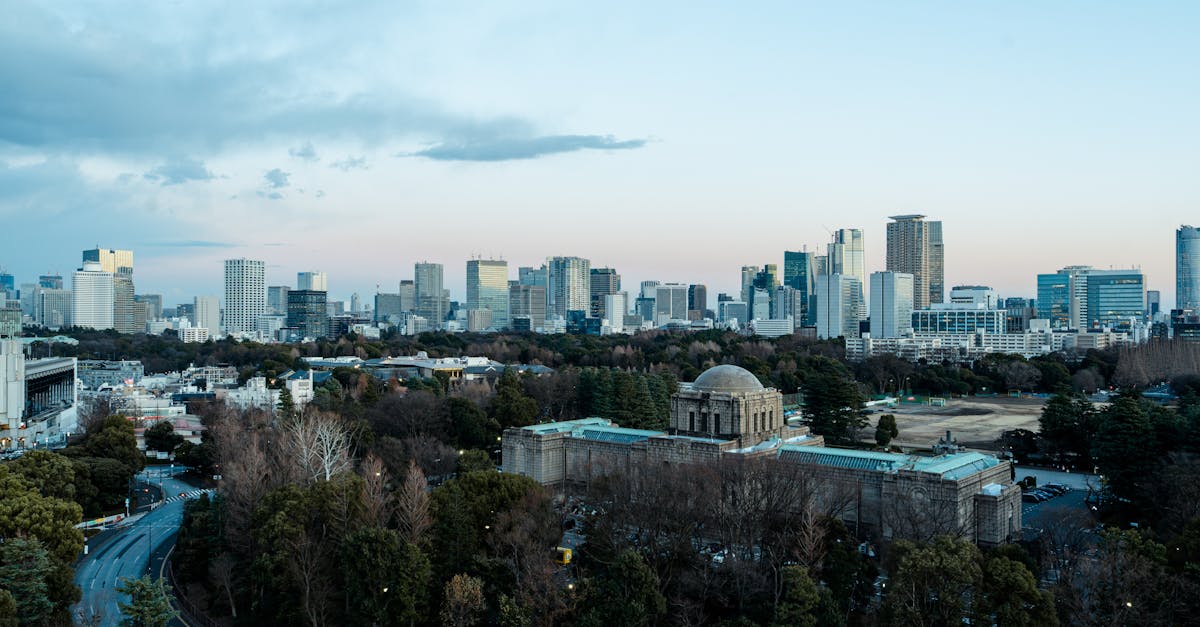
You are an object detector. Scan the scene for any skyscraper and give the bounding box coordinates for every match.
[268,286,291,315]
[589,268,621,319]
[870,272,914,338]
[740,265,759,303]
[38,275,63,290]
[828,229,866,320]
[814,274,863,340]
[1178,226,1200,311]
[223,258,266,334]
[783,251,816,326]
[886,215,943,309]
[509,284,547,331]
[194,295,220,336]
[654,283,689,324]
[546,256,590,319]
[415,262,448,325]
[467,259,510,329]
[72,262,114,330]
[35,287,71,329]
[83,248,138,333]
[297,271,328,292]
[82,248,133,276]
[688,284,708,319]
[288,290,330,338]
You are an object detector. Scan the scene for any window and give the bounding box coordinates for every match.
[689,411,695,431]
[714,413,720,433]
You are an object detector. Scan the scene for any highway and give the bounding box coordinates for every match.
[73,468,207,626]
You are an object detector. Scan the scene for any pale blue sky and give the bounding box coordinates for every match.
[1,1,1196,306]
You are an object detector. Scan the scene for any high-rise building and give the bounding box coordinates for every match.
[38,275,63,290]
[1037,266,1143,330]
[1036,271,1074,328]
[886,215,943,309]
[0,303,21,338]
[546,256,590,319]
[688,284,708,320]
[654,283,688,325]
[223,258,266,334]
[1147,290,1161,318]
[135,294,163,320]
[589,268,621,319]
[1178,226,1200,311]
[509,284,546,331]
[398,280,416,313]
[813,255,829,277]
[375,293,404,324]
[740,265,759,303]
[194,296,220,337]
[268,286,291,315]
[82,248,133,276]
[297,271,328,292]
[112,274,143,334]
[415,262,448,326]
[828,229,866,320]
[350,293,362,313]
[949,286,998,309]
[771,286,805,322]
[467,259,510,330]
[35,288,71,328]
[815,274,862,340]
[72,262,114,330]
[288,290,329,338]
[604,293,627,329]
[518,265,547,287]
[869,272,914,339]
[0,271,13,300]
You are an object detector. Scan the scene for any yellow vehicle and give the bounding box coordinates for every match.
[555,547,573,565]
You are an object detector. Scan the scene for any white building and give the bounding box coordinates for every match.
[1,339,77,450]
[194,295,220,339]
[604,293,627,333]
[950,286,999,309]
[297,271,328,292]
[747,318,795,338]
[815,274,862,339]
[870,272,914,339]
[218,377,280,412]
[828,228,866,320]
[36,288,72,329]
[72,262,115,330]
[179,327,210,343]
[223,259,265,334]
[546,256,590,319]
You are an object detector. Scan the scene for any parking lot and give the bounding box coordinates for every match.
[1014,467,1099,530]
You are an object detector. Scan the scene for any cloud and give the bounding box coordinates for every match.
[289,142,319,162]
[408,134,647,162]
[140,239,235,248]
[329,155,368,171]
[264,168,291,188]
[143,156,214,185]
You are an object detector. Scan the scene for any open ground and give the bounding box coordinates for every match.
[873,396,1048,451]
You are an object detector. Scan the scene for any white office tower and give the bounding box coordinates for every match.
[224,259,266,334]
[415,262,448,326]
[815,274,863,339]
[36,288,72,328]
[297,271,328,292]
[195,296,220,338]
[546,256,590,318]
[467,259,510,329]
[870,272,914,338]
[604,293,627,332]
[828,229,866,320]
[72,262,114,330]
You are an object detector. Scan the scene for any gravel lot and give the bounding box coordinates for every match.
[872,396,1047,450]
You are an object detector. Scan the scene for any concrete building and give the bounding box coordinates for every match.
[912,304,1006,335]
[113,274,143,334]
[268,286,291,315]
[828,229,866,320]
[194,296,220,340]
[38,275,63,290]
[719,300,749,326]
[35,288,71,329]
[603,293,627,332]
[0,304,19,339]
[224,258,266,334]
[886,215,944,309]
[870,272,914,339]
[509,284,547,332]
[740,266,758,304]
[547,256,590,319]
[179,327,210,343]
[503,364,1020,547]
[297,271,328,292]
[1178,225,1200,311]
[654,283,689,325]
[467,259,510,330]
[78,360,144,389]
[950,286,998,309]
[287,290,329,338]
[135,294,162,320]
[589,268,621,319]
[415,262,448,326]
[1038,266,1144,331]
[815,274,863,339]
[771,285,805,322]
[72,262,114,330]
[687,284,708,320]
[518,265,547,287]
[1,339,77,451]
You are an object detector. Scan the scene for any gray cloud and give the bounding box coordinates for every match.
[329,155,368,171]
[264,168,291,188]
[409,134,647,162]
[289,142,319,162]
[143,156,214,185]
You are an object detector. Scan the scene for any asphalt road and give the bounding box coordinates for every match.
[73,469,205,626]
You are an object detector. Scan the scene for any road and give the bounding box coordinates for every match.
[73,468,207,626]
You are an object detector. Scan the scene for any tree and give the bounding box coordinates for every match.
[771,566,821,627]
[579,550,666,627]
[7,449,76,500]
[802,366,867,444]
[1092,395,1159,504]
[395,460,432,545]
[116,576,178,627]
[1038,394,1094,467]
[0,470,84,563]
[976,556,1057,627]
[0,538,53,624]
[143,421,184,453]
[0,589,15,627]
[285,410,354,483]
[491,368,538,429]
[441,574,486,627]
[874,414,899,448]
[82,415,145,475]
[447,397,499,450]
[882,537,982,626]
[343,528,430,627]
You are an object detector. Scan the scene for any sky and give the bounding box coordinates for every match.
[2,1,1198,308]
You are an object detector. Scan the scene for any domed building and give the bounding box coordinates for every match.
[669,364,786,447]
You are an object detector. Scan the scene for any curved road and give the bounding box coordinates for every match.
[74,468,207,626]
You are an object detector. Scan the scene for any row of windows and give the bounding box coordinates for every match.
[686,408,776,434]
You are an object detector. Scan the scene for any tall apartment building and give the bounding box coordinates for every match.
[886,215,944,309]
[589,268,621,319]
[297,271,328,292]
[467,259,510,330]
[414,262,448,326]
[546,256,590,319]
[815,274,862,340]
[1178,225,1200,311]
[869,272,914,339]
[223,259,266,334]
[509,284,547,331]
[72,262,114,330]
[194,296,220,337]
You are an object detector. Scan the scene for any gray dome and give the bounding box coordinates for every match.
[692,365,764,393]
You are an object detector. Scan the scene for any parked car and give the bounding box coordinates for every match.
[1022,493,1045,503]
[1043,483,1070,495]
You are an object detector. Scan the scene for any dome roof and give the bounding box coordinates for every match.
[692,365,765,393]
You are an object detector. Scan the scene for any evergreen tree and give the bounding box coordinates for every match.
[875,414,899,447]
[116,575,178,627]
[0,538,53,625]
[491,368,538,428]
[802,369,867,444]
[579,550,666,627]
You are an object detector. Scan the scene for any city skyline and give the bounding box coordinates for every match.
[2,3,1195,304]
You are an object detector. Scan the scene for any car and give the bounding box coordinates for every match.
[1030,489,1055,500]
[1022,493,1044,503]
[1043,483,1071,495]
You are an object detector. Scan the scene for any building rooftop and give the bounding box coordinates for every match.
[574,425,665,444]
[777,446,1001,478]
[520,417,611,435]
[689,364,765,394]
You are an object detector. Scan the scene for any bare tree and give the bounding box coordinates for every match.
[395,460,431,545]
[286,410,354,483]
[440,574,485,627]
[361,453,393,528]
[209,553,239,618]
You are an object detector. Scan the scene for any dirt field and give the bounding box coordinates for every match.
[875,396,1046,451]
